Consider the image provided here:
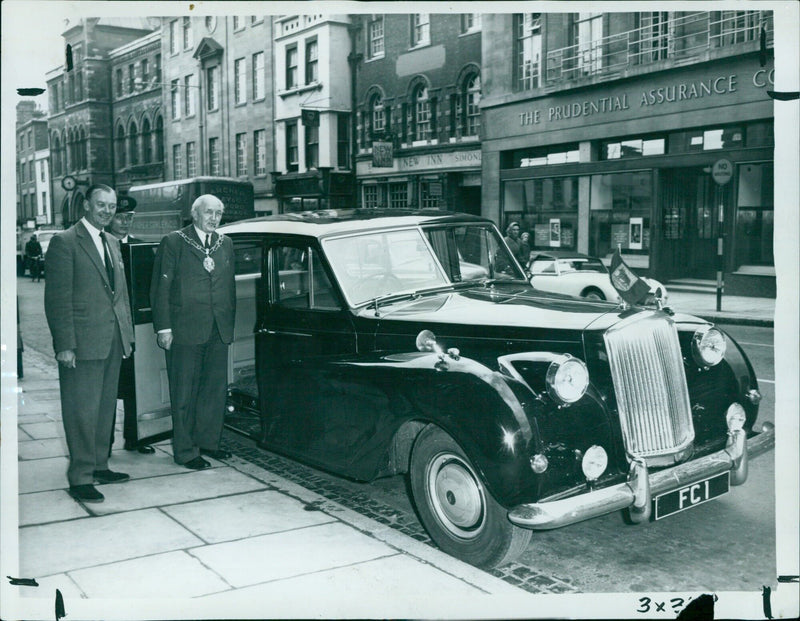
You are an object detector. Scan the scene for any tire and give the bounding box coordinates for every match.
[409,425,532,568]
[582,287,605,301]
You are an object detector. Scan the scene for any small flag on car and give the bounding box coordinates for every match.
[609,247,651,306]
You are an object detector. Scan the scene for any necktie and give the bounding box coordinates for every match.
[204,234,211,250]
[102,233,115,293]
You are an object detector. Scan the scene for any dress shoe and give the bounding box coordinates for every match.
[93,469,131,484]
[125,442,156,454]
[184,456,211,470]
[68,484,105,503]
[200,448,232,460]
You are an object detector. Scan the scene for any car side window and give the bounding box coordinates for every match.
[273,244,340,311]
[530,259,556,275]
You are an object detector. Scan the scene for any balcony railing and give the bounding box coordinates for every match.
[545,11,773,84]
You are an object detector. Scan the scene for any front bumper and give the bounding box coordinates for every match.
[508,422,775,530]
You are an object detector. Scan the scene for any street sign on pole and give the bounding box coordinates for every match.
[710,159,733,311]
[711,158,733,185]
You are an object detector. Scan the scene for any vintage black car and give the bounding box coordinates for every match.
[218,210,774,569]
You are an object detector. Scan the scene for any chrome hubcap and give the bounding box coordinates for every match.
[428,454,485,538]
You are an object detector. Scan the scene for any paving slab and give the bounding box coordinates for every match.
[18,437,69,460]
[162,489,335,544]
[19,490,90,526]
[18,456,69,493]
[15,413,57,425]
[189,521,397,588]
[199,553,508,615]
[88,467,267,516]
[69,551,231,599]
[19,508,203,578]
[19,421,63,440]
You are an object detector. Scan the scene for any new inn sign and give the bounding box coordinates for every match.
[357,149,482,177]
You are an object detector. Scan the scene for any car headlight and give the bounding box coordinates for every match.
[692,326,726,367]
[545,354,589,404]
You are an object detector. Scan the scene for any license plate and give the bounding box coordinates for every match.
[654,472,730,520]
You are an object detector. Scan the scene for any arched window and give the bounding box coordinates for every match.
[413,84,431,141]
[141,117,152,164]
[154,115,164,162]
[462,72,481,137]
[52,134,62,176]
[67,129,75,172]
[60,131,68,176]
[369,93,385,138]
[79,127,88,170]
[116,123,126,169]
[128,121,139,166]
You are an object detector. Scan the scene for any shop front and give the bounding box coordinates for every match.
[356,147,482,214]
[482,54,775,296]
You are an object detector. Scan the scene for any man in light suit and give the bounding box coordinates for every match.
[151,194,236,470]
[45,184,135,503]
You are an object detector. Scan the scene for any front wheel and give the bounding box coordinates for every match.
[409,425,531,568]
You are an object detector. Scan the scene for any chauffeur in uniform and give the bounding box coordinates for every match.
[150,194,236,470]
[105,196,154,455]
[45,184,135,503]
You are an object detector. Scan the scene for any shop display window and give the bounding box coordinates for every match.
[589,171,653,266]
[735,162,773,267]
[503,176,579,251]
[601,136,665,160]
[504,144,580,169]
[668,125,743,153]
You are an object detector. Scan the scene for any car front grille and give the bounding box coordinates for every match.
[603,313,694,460]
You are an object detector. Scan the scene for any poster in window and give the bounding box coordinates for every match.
[534,224,550,247]
[561,225,574,248]
[611,223,628,249]
[629,217,643,250]
[549,218,561,248]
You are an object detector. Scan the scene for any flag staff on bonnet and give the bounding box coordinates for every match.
[609,244,652,308]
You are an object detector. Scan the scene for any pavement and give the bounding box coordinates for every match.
[3,282,776,618]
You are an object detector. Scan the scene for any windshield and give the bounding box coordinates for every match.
[323,224,525,307]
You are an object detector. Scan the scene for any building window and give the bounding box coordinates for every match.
[234,58,246,104]
[141,58,149,84]
[172,144,182,179]
[411,14,430,47]
[128,122,139,166]
[208,137,221,175]
[420,180,440,208]
[205,16,217,33]
[252,52,265,100]
[251,16,264,25]
[637,12,670,63]
[601,136,666,160]
[286,45,298,89]
[735,162,773,267]
[305,38,318,84]
[169,19,179,55]
[116,68,124,96]
[155,53,162,82]
[76,71,83,101]
[182,16,193,50]
[51,135,61,176]
[389,183,408,209]
[27,130,32,149]
[413,85,431,141]
[40,161,46,182]
[286,121,298,172]
[236,133,248,176]
[669,125,744,153]
[515,13,542,90]
[369,93,385,137]
[460,14,481,33]
[588,172,652,260]
[128,64,135,93]
[170,79,181,119]
[155,115,164,161]
[186,141,197,177]
[363,185,379,209]
[142,118,152,163]
[305,124,319,169]
[233,16,244,31]
[368,16,384,59]
[457,72,481,137]
[116,124,126,169]
[337,113,350,169]
[184,74,195,116]
[21,162,26,183]
[572,12,603,75]
[254,129,267,175]
[206,65,219,111]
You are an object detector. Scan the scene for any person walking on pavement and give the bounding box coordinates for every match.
[504,221,527,266]
[25,233,43,281]
[44,184,135,503]
[105,196,154,455]
[150,194,236,470]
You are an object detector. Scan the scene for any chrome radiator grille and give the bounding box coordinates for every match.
[603,313,694,458]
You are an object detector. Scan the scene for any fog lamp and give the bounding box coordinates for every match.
[581,445,608,481]
[692,326,726,367]
[530,454,549,474]
[546,354,589,404]
[726,403,747,431]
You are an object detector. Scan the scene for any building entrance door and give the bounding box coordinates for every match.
[660,168,728,280]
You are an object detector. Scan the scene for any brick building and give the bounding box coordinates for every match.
[480,10,775,295]
[15,101,50,226]
[160,15,277,213]
[353,13,483,214]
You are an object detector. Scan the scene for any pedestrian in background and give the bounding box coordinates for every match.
[520,231,532,268]
[150,194,236,470]
[504,221,528,266]
[105,196,154,455]
[44,184,135,503]
[25,233,43,281]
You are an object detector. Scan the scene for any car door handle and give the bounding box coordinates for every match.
[257,328,277,335]
[257,328,312,338]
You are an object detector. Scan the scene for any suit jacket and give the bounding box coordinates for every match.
[44,221,135,359]
[150,225,236,345]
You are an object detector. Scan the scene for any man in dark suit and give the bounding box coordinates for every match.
[150,194,236,470]
[105,196,154,455]
[45,184,135,503]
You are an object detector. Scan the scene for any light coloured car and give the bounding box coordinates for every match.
[527,250,667,305]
